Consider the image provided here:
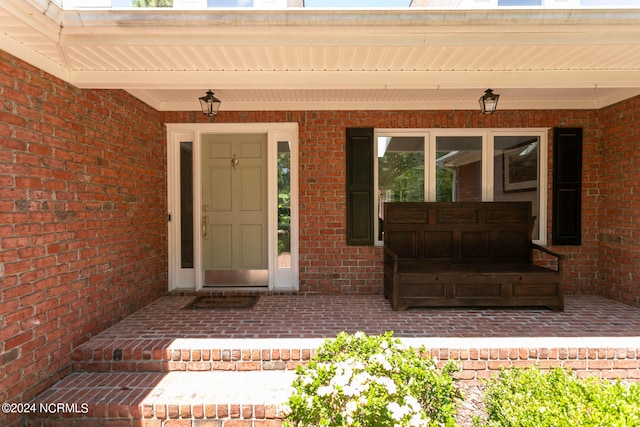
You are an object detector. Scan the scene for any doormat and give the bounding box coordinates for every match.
[183,295,259,310]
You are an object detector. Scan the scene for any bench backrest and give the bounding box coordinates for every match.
[383,202,533,264]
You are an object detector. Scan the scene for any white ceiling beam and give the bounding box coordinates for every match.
[71,69,640,90]
[57,28,640,47]
[0,34,69,82]
[138,97,623,112]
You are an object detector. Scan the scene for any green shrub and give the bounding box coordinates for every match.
[283,331,462,427]
[481,366,640,427]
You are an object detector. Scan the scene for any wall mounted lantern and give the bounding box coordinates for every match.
[479,89,499,114]
[199,90,221,117]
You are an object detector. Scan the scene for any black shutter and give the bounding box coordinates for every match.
[346,128,374,246]
[552,127,582,245]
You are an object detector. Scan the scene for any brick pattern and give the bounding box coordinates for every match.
[597,96,640,306]
[66,294,640,380]
[1,51,168,426]
[73,341,640,381]
[20,294,640,426]
[71,339,315,373]
[25,372,289,427]
[434,346,640,382]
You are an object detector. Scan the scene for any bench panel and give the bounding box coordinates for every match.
[460,231,491,259]
[454,282,502,298]
[424,231,454,258]
[386,231,418,259]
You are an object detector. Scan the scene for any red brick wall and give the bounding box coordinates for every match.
[0,51,168,424]
[597,95,640,306]
[163,110,604,299]
[2,44,638,425]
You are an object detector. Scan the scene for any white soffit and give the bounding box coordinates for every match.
[1,0,640,111]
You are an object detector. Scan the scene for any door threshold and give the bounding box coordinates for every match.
[204,269,268,287]
[201,286,269,291]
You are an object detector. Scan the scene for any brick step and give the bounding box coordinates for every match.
[72,338,323,373]
[26,371,295,427]
[71,336,640,380]
[25,336,640,427]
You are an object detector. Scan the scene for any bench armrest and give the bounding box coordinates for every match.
[531,243,565,272]
[384,245,399,273]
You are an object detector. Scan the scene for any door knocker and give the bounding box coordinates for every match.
[231,154,239,169]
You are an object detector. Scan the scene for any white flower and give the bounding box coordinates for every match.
[317,385,333,396]
[405,395,421,411]
[331,364,353,387]
[354,331,365,339]
[369,353,393,371]
[410,412,428,427]
[345,400,357,415]
[352,371,372,386]
[387,402,411,421]
[369,354,384,364]
[343,385,359,397]
[375,376,397,395]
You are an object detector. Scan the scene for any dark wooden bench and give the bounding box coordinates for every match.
[383,202,564,311]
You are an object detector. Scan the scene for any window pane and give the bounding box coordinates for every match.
[180,142,194,268]
[378,136,425,203]
[436,136,482,202]
[498,0,542,5]
[277,141,291,268]
[494,136,540,240]
[208,0,254,6]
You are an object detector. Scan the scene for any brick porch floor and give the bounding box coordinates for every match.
[85,293,640,339]
[26,294,640,427]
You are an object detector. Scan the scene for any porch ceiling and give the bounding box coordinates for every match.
[2,0,640,112]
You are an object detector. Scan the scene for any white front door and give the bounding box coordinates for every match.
[201,133,268,286]
[167,123,299,292]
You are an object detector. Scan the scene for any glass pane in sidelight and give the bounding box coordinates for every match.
[277,141,291,268]
[180,142,194,268]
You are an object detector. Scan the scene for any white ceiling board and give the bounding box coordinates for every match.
[2,1,640,111]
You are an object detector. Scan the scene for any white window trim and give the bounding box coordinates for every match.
[374,128,549,246]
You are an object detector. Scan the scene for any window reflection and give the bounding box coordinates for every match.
[180,142,194,268]
[277,141,291,268]
[377,136,425,203]
[494,136,541,239]
[436,136,482,202]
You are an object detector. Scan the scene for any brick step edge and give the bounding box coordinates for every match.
[25,419,284,427]
[25,371,294,422]
[72,345,316,372]
[71,341,640,381]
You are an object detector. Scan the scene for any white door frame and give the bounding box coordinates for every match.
[166,123,299,291]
